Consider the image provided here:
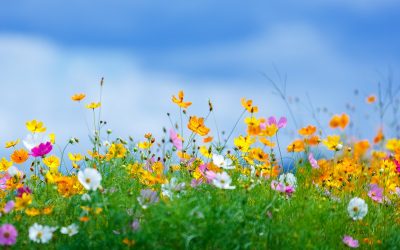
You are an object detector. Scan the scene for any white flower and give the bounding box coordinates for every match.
[102,140,111,147]
[29,223,57,244]
[161,177,185,199]
[347,197,368,220]
[81,193,91,201]
[60,223,79,236]
[7,166,21,177]
[212,154,234,170]
[278,173,297,187]
[78,168,102,191]
[212,172,235,189]
[23,134,47,151]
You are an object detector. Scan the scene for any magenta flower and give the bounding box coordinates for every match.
[308,153,319,169]
[169,129,183,150]
[368,184,383,203]
[267,116,287,129]
[30,141,52,157]
[3,201,15,214]
[16,186,32,198]
[0,224,18,246]
[394,159,400,173]
[343,235,359,248]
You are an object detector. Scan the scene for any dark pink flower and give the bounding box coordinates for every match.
[343,235,359,248]
[0,224,18,246]
[394,159,400,173]
[16,186,32,198]
[30,141,52,157]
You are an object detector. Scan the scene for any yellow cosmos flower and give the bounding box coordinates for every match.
[287,139,305,152]
[323,135,342,151]
[49,133,56,144]
[26,120,46,133]
[199,145,213,158]
[0,158,13,171]
[386,138,400,152]
[25,208,41,217]
[259,137,276,147]
[234,135,255,152]
[68,153,84,162]
[241,98,258,113]
[5,139,20,148]
[172,90,192,109]
[188,116,210,136]
[85,102,101,109]
[43,155,60,170]
[106,143,127,159]
[15,193,32,210]
[138,141,152,150]
[71,93,86,102]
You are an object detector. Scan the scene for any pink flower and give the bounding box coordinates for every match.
[343,235,359,248]
[191,178,203,187]
[30,141,52,157]
[267,116,287,129]
[368,184,383,203]
[16,186,32,198]
[0,224,18,246]
[0,175,10,190]
[205,171,217,182]
[394,159,400,173]
[3,201,15,214]
[271,180,286,192]
[308,153,319,169]
[169,129,182,150]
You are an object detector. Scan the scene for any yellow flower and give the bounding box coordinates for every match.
[172,90,192,109]
[138,141,152,150]
[249,148,269,162]
[298,125,317,136]
[241,98,258,113]
[386,138,400,152]
[71,93,86,102]
[199,146,213,158]
[25,208,41,217]
[15,193,32,210]
[42,206,53,215]
[26,120,47,133]
[323,135,342,151]
[49,133,56,144]
[259,137,276,147]
[68,153,84,162]
[43,155,60,170]
[188,116,210,136]
[106,143,127,160]
[85,102,101,109]
[263,124,278,137]
[5,139,20,148]
[0,158,13,171]
[234,135,255,152]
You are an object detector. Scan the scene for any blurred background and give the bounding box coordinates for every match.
[0,0,400,149]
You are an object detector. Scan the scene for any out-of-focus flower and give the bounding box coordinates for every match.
[368,184,383,203]
[298,125,317,136]
[267,116,287,129]
[78,168,102,191]
[7,166,22,177]
[15,193,32,210]
[131,219,140,231]
[60,224,79,236]
[31,142,52,157]
[0,224,18,246]
[212,172,235,189]
[212,154,234,170]
[161,177,185,199]
[71,93,86,102]
[323,135,342,151]
[347,197,368,220]
[373,128,384,144]
[0,158,13,172]
[308,153,319,169]
[343,235,359,248]
[172,90,192,109]
[287,139,305,152]
[26,120,47,133]
[137,189,159,209]
[85,102,101,110]
[278,173,297,188]
[169,129,183,150]
[188,116,210,136]
[329,113,350,130]
[28,223,57,244]
[366,95,376,104]
[23,134,47,151]
[3,201,15,213]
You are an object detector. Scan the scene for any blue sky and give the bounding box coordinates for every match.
[0,1,399,148]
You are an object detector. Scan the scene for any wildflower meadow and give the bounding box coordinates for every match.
[1,79,400,250]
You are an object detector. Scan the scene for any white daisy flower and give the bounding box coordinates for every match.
[347,197,368,220]
[29,223,57,244]
[212,154,234,170]
[212,172,235,190]
[60,223,79,236]
[78,168,102,191]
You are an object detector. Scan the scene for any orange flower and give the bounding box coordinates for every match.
[298,125,317,136]
[259,137,276,147]
[241,98,258,113]
[366,95,376,104]
[188,116,210,136]
[329,113,349,130]
[287,139,305,152]
[203,136,213,143]
[11,149,29,164]
[373,128,384,144]
[354,140,370,158]
[172,90,192,109]
[71,93,86,102]
[304,135,320,146]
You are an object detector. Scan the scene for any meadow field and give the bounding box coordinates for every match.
[1,80,400,250]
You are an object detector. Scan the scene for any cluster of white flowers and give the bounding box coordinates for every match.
[29,223,79,244]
